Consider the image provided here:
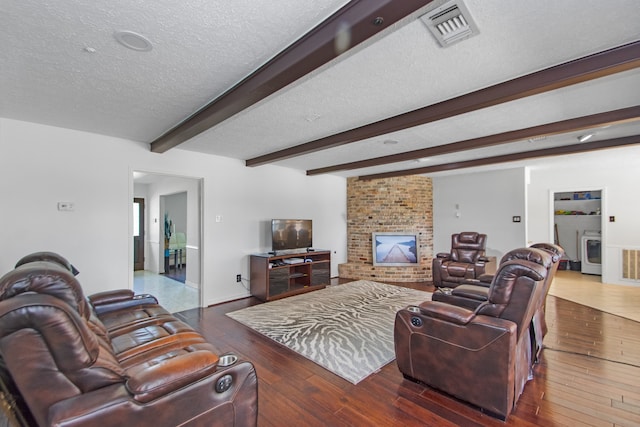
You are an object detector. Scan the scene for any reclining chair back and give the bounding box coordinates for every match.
[0,261,90,319]
[530,242,563,258]
[14,251,80,276]
[0,267,126,426]
[433,232,488,288]
[529,243,565,359]
[500,246,554,268]
[451,231,487,263]
[529,243,564,286]
[434,247,553,305]
[477,259,547,341]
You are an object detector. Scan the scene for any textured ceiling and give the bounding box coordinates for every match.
[0,0,349,140]
[2,0,640,178]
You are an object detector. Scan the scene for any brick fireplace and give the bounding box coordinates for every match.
[338,176,433,282]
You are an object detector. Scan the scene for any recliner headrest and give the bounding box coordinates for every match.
[500,247,554,268]
[458,232,480,243]
[0,262,89,319]
[15,251,79,276]
[530,243,565,262]
[478,259,547,317]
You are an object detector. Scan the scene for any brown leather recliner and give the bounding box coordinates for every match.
[528,243,564,361]
[432,244,563,364]
[432,232,488,288]
[0,258,258,427]
[395,259,547,419]
[432,246,555,307]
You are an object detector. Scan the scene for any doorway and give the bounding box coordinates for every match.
[133,198,145,270]
[132,171,202,312]
[552,189,603,278]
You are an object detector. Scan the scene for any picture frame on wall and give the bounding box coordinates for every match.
[372,232,418,267]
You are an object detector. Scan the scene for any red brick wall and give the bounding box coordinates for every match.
[338,176,433,282]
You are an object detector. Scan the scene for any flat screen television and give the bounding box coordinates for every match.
[372,232,418,266]
[271,219,313,252]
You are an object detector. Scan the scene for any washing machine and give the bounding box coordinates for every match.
[581,230,601,275]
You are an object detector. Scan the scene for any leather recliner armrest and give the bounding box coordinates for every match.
[451,284,490,301]
[394,306,518,419]
[88,290,159,315]
[395,308,517,361]
[435,252,451,259]
[460,277,491,288]
[416,301,476,325]
[126,350,219,403]
[47,361,259,427]
[89,290,136,305]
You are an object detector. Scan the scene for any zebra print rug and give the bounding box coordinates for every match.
[226,280,431,384]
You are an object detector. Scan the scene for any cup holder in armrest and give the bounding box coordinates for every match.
[218,354,238,367]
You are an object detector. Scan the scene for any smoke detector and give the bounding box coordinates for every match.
[419,0,479,47]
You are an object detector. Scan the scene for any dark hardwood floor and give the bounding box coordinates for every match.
[164,265,186,283]
[176,281,640,426]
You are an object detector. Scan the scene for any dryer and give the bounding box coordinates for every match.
[581,230,601,275]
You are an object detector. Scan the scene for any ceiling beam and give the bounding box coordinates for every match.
[149,0,434,153]
[306,106,640,175]
[246,40,640,166]
[357,135,640,180]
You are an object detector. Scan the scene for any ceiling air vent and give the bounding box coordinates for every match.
[419,1,479,47]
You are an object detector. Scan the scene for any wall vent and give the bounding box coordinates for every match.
[419,0,479,47]
[622,249,640,281]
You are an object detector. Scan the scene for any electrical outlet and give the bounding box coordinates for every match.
[236,274,242,283]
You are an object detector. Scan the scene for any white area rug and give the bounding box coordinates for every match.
[226,280,431,384]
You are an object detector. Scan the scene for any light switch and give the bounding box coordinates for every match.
[57,202,74,211]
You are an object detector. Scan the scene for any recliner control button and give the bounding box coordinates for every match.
[215,374,233,393]
[410,317,422,327]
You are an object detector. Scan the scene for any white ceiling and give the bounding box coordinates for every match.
[2,0,639,178]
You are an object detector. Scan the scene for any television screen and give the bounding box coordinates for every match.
[272,219,313,251]
[372,233,418,266]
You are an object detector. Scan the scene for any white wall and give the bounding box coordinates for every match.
[526,147,640,286]
[433,168,527,259]
[164,191,187,239]
[4,117,637,291]
[433,146,640,286]
[0,118,347,305]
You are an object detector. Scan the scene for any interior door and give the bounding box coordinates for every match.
[133,198,145,271]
